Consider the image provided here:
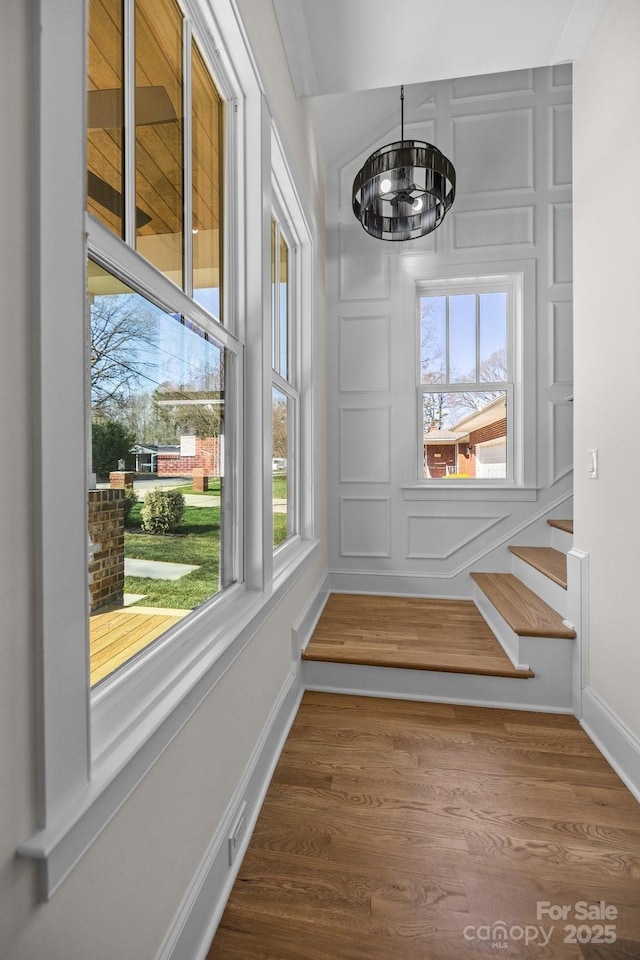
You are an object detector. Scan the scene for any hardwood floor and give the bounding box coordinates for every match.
[302,593,534,679]
[208,692,640,960]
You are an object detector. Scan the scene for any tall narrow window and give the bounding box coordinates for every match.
[271,214,297,548]
[419,283,513,481]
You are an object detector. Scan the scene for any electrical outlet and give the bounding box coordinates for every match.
[228,801,247,866]
[587,449,598,479]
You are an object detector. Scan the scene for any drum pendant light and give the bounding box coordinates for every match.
[352,85,456,241]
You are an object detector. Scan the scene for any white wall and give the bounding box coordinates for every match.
[327,69,574,595]
[573,0,640,737]
[0,2,327,958]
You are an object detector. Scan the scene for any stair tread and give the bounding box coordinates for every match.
[547,518,573,534]
[471,572,576,639]
[508,545,567,589]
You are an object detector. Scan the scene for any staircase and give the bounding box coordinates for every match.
[302,518,577,714]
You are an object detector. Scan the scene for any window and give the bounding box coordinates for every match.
[418,280,516,482]
[271,213,299,548]
[87,0,237,685]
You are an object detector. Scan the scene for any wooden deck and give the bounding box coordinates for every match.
[208,691,640,960]
[302,593,533,679]
[89,606,188,686]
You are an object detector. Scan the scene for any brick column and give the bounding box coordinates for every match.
[192,468,209,492]
[88,489,125,613]
[109,470,135,488]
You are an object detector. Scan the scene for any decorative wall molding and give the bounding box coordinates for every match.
[549,300,574,387]
[452,108,534,197]
[452,205,534,250]
[338,224,390,301]
[452,69,533,102]
[549,103,573,188]
[549,400,574,485]
[339,406,390,483]
[406,513,505,559]
[549,201,573,285]
[339,497,391,558]
[338,314,391,393]
[550,63,573,90]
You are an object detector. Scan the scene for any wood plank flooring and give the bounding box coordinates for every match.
[89,606,187,686]
[208,692,640,960]
[508,545,568,589]
[548,518,574,535]
[302,593,533,679]
[471,573,576,639]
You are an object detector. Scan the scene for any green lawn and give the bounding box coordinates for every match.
[125,476,290,606]
[124,502,220,609]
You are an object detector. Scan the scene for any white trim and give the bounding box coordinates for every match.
[155,668,304,960]
[291,573,330,659]
[581,689,640,806]
[19,540,319,898]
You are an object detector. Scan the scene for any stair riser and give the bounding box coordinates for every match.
[509,555,568,618]
[550,527,573,552]
[472,584,527,670]
[302,659,573,712]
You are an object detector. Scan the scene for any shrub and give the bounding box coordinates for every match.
[123,487,138,523]
[91,418,136,479]
[141,489,185,535]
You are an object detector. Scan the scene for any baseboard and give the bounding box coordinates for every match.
[581,687,640,805]
[291,572,329,658]
[156,667,304,960]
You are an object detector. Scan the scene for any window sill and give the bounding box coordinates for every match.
[402,484,539,501]
[19,538,319,899]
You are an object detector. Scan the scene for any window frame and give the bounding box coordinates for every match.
[415,272,526,489]
[20,0,318,899]
[271,202,300,551]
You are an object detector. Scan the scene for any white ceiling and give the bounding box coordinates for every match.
[273,0,610,98]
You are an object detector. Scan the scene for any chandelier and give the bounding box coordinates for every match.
[352,85,456,242]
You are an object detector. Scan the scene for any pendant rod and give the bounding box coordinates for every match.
[400,85,405,143]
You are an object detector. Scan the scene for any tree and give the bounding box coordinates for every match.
[452,348,508,419]
[90,292,157,416]
[92,419,136,479]
[272,393,287,458]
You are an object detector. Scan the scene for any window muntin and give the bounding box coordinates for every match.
[419,285,512,482]
[192,39,224,320]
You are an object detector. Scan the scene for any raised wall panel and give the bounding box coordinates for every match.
[339,314,390,392]
[338,224,389,301]
[407,514,504,559]
[551,63,573,89]
[453,110,533,196]
[550,400,574,484]
[550,301,573,386]
[339,406,390,482]
[452,205,534,249]
[452,70,533,101]
[550,104,572,187]
[340,497,390,557]
[550,202,573,285]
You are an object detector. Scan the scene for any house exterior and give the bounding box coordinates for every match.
[1,2,639,959]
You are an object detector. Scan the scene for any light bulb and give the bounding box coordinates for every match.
[412,197,424,212]
[380,178,391,194]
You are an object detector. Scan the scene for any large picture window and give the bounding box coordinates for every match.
[418,281,516,482]
[87,0,235,685]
